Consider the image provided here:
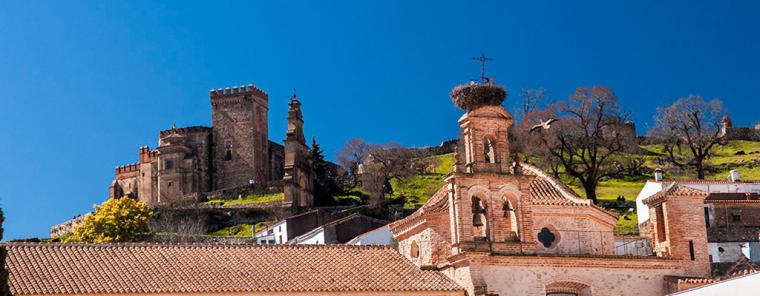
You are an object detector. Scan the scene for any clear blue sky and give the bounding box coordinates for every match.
[0,1,758,239]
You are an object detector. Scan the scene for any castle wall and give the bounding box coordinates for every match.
[210,86,269,189]
[156,127,212,205]
[269,141,285,181]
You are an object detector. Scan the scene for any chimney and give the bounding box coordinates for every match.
[654,168,664,181]
[730,170,741,182]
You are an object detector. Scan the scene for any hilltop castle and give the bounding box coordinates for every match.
[109,85,311,208]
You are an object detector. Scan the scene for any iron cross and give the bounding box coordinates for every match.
[472,52,494,83]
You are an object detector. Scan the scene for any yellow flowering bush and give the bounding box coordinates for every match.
[67,197,152,243]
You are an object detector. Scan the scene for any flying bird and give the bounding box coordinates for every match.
[529,118,557,133]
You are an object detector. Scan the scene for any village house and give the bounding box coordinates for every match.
[288,213,387,245]
[636,170,760,263]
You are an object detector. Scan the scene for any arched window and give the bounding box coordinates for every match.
[472,196,488,239]
[410,241,419,258]
[483,138,496,163]
[546,281,590,296]
[503,200,519,238]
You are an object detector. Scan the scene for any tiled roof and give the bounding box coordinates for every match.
[4,242,462,295]
[723,254,760,280]
[706,192,760,201]
[652,179,760,185]
[643,183,708,205]
[520,163,598,206]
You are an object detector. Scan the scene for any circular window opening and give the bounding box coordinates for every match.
[538,227,557,248]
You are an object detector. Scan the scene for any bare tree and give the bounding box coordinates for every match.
[337,138,372,173]
[514,107,562,178]
[513,87,548,123]
[526,86,637,203]
[648,95,727,179]
[360,144,427,209]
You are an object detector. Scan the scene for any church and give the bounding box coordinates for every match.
[388,79,713,295]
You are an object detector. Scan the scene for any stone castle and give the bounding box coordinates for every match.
[109,84,311,208]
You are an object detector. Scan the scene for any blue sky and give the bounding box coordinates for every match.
[0,1,758,239]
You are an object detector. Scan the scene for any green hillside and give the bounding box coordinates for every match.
[385,140,760,234]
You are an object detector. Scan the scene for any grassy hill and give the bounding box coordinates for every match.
[385,140,760,234]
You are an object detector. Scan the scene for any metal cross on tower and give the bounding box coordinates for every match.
[472,52,494,83]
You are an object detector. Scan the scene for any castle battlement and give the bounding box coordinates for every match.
[157,126,212,137]
[115,163,140,180]
[139,146,158,163]
[209,84,268,100]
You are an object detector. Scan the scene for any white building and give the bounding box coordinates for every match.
[288,213,387,245]
[253,209,333,244]
[347,225,394,245]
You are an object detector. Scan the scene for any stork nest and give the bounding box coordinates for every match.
[450,83,507,110]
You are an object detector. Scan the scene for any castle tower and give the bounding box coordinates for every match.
[446,79,536,254]
[643,184,711,277]
[210,85,269,189]
[282,94,313,211]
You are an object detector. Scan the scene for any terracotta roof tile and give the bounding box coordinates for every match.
[3,242,462,295]
[643,183,708,205]
[520,163,593,206]
[723,254,760,280]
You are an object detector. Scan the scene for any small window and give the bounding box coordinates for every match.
[165,160,173,169]
[689,240,695,261]
[537,228,557,248]
[224,139,233,161]
[410,241,419,258]
[732,209,742,222]
[167,182,172,187]
[704,207,710,228]
[483,138,496,163]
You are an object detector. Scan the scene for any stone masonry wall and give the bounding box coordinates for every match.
[210,85,269,189]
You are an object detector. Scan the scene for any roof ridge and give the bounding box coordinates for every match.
[1,241,393,250]
[521,163,592,205]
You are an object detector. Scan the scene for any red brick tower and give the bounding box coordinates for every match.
[644,184,711,277]
[446,80,536,255]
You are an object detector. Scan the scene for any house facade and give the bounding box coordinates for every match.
[636,173,760,263]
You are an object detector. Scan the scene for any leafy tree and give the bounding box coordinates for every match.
[67,197,152,243]
[0,208,10,296]
[648,95,727,179]
[524,86,637,203]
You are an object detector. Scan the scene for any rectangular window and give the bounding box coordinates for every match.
[704,207,711,228]
[656,205,667,242]
[165,160,173,169]
[689,240,695,261]
[732,209,742,222]
[224,139,233,161]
